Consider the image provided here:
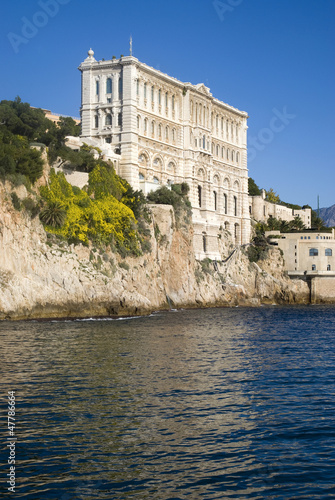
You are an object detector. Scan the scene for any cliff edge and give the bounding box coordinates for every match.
[0,182,310,320]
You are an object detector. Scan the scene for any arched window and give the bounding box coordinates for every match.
[106,78,112,94]
[172,128,176,142]
[213,191,217,211]
[137,115,140,129]
[312,264,316,271]
[95,80,99,96]
[136,79,139,96]
[105,114,112,126]
[221,117,224,135]
[172,95,175,111]
[225,221,229,231]
[227,148,230,160]
[151,121,155,136]
[165,126,169,141]
[236,125,239,143]
[234,196,237,216]
[198,185,202,207]
[158,89,161,105]
[153,176,159,184]
[165,92,168,107]
[236,152,240,163]
[211,143,214,154]
[158,124,162,137]
[234,223,239,239]
[94,115,99,128]
[203,135,206,149]
[139,172,144,180]
[144,82,147,99]
[309,248,318,256]
[224,193,228,214]
[232,150,235,162]
[216,145,219,156]
[327,265,331,271]
[325,248,332,256]
[144,118,148,133]
[222,146,225,158]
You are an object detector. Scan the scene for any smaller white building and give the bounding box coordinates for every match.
[266,229,335,275]
[249,190,311,228]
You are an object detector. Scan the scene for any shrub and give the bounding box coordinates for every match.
[11,192,21,210]
[119,261,129,271]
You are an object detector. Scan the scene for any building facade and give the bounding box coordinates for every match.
[266,229,335,275]
[249,190,311,228]
[79,50,251,259]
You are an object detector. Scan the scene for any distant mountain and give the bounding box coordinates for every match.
[317,204,335,227]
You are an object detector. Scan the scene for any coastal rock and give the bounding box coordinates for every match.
[0,183,310,320]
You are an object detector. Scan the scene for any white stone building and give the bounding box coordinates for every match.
[266,229,335,275]
[249,190,311,228]
[79,49,251,259]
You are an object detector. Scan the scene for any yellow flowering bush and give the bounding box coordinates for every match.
[40,169,139,251]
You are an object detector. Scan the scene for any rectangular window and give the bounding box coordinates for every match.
[136,79,139,96]
[96,81,99,95]
[106,78,112,94]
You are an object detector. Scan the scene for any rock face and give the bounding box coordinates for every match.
[0,184,310,320]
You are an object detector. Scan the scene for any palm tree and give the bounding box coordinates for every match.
[40,201,67,227]
[289,216,305,231]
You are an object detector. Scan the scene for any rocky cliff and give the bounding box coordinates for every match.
[0,182,310,320]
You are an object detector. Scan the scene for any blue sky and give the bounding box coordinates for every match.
[1,0,334,208]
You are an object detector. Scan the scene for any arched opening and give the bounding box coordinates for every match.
[213,190,217,211]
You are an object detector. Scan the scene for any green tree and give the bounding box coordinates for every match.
[248,177,262,196]
[40,201,67,227]
[265,188,280,204]
[288,216,305,231]
[311,210,327,230]
[266,216,281,230]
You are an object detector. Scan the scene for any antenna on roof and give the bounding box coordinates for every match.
[130,35,133,56]
[317,195,320,218]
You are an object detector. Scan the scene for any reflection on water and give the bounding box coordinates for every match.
[1,305,335,499]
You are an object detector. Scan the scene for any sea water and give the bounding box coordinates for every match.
[1,305,335,499]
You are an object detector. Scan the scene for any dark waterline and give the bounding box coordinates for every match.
[1,305,335,499]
